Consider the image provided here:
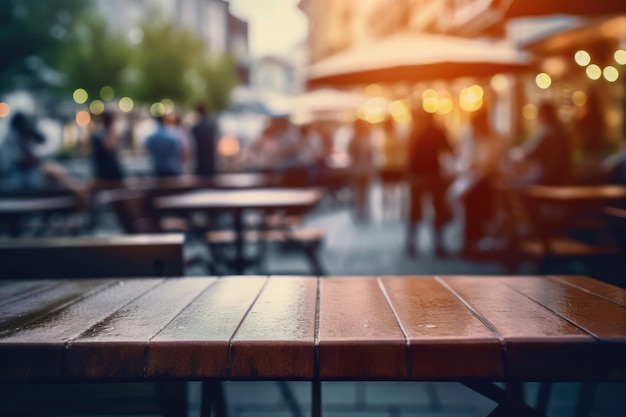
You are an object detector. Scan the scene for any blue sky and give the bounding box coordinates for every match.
[229,0,308,57]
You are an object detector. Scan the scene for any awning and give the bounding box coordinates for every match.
[306,32,533,88]
[502,0,626,19]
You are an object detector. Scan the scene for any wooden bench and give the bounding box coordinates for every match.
[0,275,624,417]
[0,234,185,279]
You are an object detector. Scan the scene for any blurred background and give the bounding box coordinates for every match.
[1,0,625,175]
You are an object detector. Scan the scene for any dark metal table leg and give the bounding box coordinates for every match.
[312,380,321,417]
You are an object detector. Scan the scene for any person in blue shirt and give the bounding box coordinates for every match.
[145,115,184,177]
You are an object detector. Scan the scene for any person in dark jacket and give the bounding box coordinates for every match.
[405,109,454,257]
[191,104,218,177]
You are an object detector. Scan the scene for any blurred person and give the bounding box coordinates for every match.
[91,111,125,182]
[348,118,375,221]
[570,91,611,184]
[510,101,571,186]
[377,117,406,218]
[405,109,454,257]
[145,115,185,177]
[1,112,85,196]
[163,111,193,174]
[246,115,299,173]
[452,106,509,254]
[191,104,218,177]
[2,112,46,188]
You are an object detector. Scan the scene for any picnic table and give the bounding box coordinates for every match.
[152,188,324,274]
[0,195,80,237]
[1,275,624,417]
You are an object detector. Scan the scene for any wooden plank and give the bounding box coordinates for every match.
[441,276,597,380]
[0,280,64,304]
[501,276,626,379]
[64,277,215,381]
[318,277,407,379]
[550,275,626,307]
[147,276,267,378]
[0,280,116,335]
[0,279,162,383]
[230,276,317,379]
[381,276,504,379]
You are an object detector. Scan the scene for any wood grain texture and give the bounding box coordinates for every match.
[381,276,504,379]
[147,276,266,378]
[441,276,598,380]
[550,275,626,307]
[318,277,407,379]
[0,280,116,334]
[501,276,626,379]
[230,276,317,379]
[0,279,162,382]
[64,278,214,380]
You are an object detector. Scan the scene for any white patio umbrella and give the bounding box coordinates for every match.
[306,32,533,88]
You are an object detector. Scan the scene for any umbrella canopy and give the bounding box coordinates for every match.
[502,0,626,19]
[289,89,369,114]
[306,33,533,88]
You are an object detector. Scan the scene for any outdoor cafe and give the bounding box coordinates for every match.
[3,1,626,417]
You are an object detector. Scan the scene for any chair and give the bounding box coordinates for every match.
[510,189,620,275]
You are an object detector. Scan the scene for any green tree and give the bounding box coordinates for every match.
[0,0,89,94]
[130,11,207,106]
[130,10,239,111]
[195,54,240,112]
[58,14,133,100]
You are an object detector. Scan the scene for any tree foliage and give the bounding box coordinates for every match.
[0,0,89,94]
[59,14,133,99]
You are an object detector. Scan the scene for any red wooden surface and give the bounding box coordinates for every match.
[1,275,625,384]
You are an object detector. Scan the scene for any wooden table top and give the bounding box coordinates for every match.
[153,188,324,212]
[1,275,624,384]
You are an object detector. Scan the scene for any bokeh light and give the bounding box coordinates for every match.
[119,97,134,112]
[603,66,619,82]
[388,99,411,123]
[161,98,175,114]
[358,97,388,123]
[76,110,91,126]
[89,100,105,115]
[217,135,241,157]
[421,89,438,113]
[436,92,454,115]
[490,74,508,94]
[522,104,538,120]
[100,86,115,101]
[0,102,10,118]
[364,84,383,97]
[586,64,602,80]
[574,50,591,66]
[614,49,626,65]
[459,85,483,112]
[150,102,166,117]
[535,73,552,89]
[572,91,587,107]
[73,88,88,104]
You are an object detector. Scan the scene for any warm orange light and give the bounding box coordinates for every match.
[76,110,91,126]
[603,66,619,82]
[535,73,552,89]
[522,104,537,120]
[586,64,602,80]
[217,135,240,157]
[0,102,10,118]
[459,85,483,112]
[572,91,587,106]
[574,50,591,66]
